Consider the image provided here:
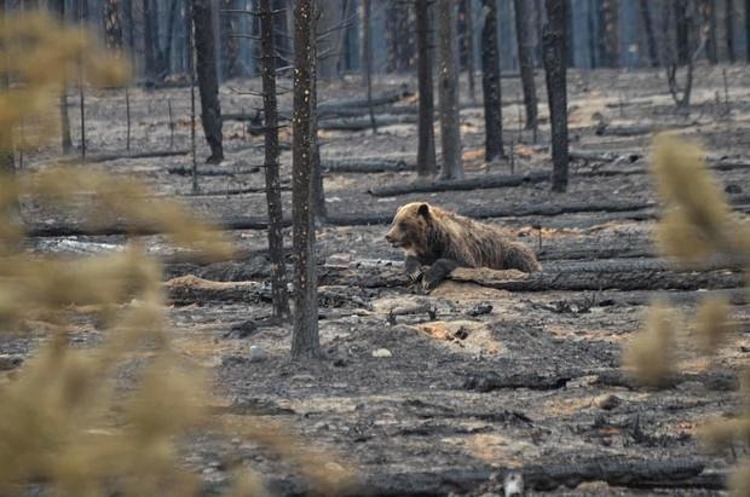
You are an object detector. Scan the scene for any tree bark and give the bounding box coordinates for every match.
[639,0,659,67]
[437,0,462,180]
[291,0,320,359]
[746,0,750,63]
[702,0,718,63]
[513,0,538,130]
[259,0,289,320]
[362,0,377,133]
[416,0,437,177]
[310,20,327,223]
[104,0,123,50]
[54,0,73,154]
[481,0,504,164]
[726,0,736,62]
[143,0,158,79]
[317,0,340,80]
[675,0,691,65]
[461,0,476,102]
[192,0,224,163]
[543,0,569,193]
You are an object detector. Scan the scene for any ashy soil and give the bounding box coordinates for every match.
[7,64,750,496]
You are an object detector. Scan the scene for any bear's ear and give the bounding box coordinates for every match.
[417,203,430,219]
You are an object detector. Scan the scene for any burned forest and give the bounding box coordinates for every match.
[2,0,750,496]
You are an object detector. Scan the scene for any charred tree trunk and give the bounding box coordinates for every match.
[192,0,224,163]
[221,0,240,78]
[291,0,320,359]
[639,0,659,67]
[104,0,123,50]
[726,0,736,62]
[746,0,750,63]
[362,0,377,133]
[675,0,691,65]
[143,0,158,78]
[317,0,340,80]
[702,0,718,63]
[310,20,327,223]
[600,0,618,67]
[161,0,180,75]
[438,0,462,180]
[461,0,476,102]
[514,0,538,130]
[415,0,436,177]
[259,0,289,320]
[480,0,504,164]
[124,0,135,66]
[543,0,569,193]
[55,0,72,154]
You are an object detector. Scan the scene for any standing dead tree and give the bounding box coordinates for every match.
[415,0,436,177]
[513,0,538,130]
[54,0,72,154]
[639,0,659,67]
[258,0,289,320]
[481,0,504,163]
[667,3,708,110]
[438,0,462,180]
[192,0,224,163]
[291,0,320,359]
[460,0,476,102]
[543,0,569,193]
[362,0,377,133]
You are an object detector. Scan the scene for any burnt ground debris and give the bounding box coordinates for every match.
[8,66,750,495]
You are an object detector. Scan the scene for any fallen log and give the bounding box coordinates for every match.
[569,149,642,163]
[317,89,409,111]
[323,159,414,173]
[24,197,750,238]
[595,121,694,137]
[59,149,190,164]
[168,165,260,176]
[465,368,739,393]
[318,114,418,131]
[368,171,550,197]
[318,105,418,120]
[252,456,719,497]
[316,256,745,292]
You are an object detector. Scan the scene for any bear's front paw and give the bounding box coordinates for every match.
[421,267,445,292]
[404,256,424,282]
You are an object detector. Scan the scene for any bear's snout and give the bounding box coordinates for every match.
[385,232,395,243]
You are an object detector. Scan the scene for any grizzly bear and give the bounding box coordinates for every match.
[385,202,541,290]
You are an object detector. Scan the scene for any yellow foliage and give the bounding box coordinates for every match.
[622,302,677,387]
[693,295,734,355]
[0,11,352,497]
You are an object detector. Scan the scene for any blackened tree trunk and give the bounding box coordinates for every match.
[543,0,569,193]
[291,0,320,359]
[221,0,240,78]
[54,0,72,153]
[437,0,462,180]
[746,0,750,63]
[124,0,135,66]
[481,0,504,163]
[513,0,538,130]
[310,7,327,223]
[415,0,436,177]
[702,0,717,63]
[675,0,691,65]
[259,0,289,320]
[317,0,340,79]
[143,0,158,78]
[104,0,123,50]
[639,0,659,67]
[461,0,476,102]
[192,0,224,163]
[362,0,377,132]
[599,0,618,67]
[726,0,736,62]
[161,0,180,75]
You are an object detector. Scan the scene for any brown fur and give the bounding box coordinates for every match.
[385,202,542,273]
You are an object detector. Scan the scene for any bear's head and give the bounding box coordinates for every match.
[385,202,433,255]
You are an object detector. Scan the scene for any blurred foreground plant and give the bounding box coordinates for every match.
[0,12,353,497]
[623,134,749,496]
